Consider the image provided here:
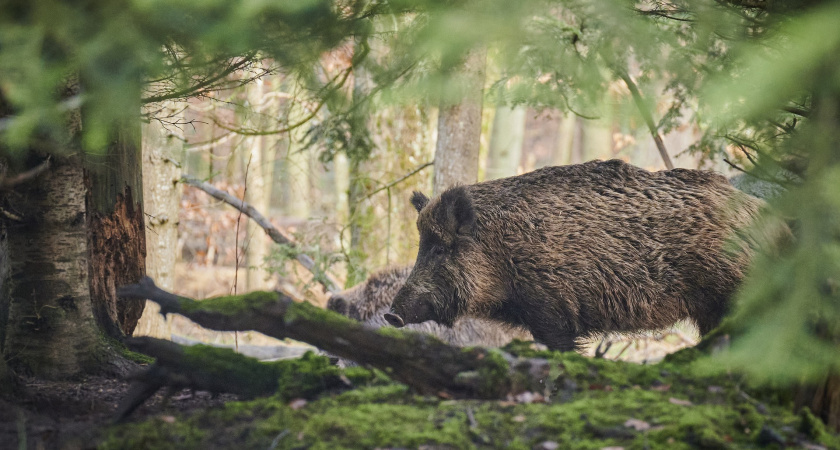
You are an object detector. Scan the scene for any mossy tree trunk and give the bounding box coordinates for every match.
[0,214,14,392]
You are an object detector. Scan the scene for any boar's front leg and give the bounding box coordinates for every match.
[528,321,579,352]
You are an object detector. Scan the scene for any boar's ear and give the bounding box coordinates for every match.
[441,186,475,237]
[410,191,430,213]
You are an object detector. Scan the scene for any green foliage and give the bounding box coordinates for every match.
[0,0,358,160]
[693,2,840,383]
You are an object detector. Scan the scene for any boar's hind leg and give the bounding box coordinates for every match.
[690,298,729,336]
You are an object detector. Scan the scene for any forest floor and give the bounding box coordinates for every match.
[0,371,238,449]
[4,343,838,450]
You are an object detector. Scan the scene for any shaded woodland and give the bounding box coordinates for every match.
[1,0,839,448]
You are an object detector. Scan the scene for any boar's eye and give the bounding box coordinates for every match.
[432,245,445,256]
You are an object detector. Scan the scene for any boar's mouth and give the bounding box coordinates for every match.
[383,313,405,327]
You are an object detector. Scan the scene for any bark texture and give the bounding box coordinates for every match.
[0,213,12,392]
[433,50,486,195]
[86,124,147,338]
[5,160,101,377]
[135,103,182,338]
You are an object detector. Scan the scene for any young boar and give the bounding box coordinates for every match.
[327,266,531,347]
[385,159,765,351]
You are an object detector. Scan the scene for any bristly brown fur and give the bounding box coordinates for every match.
[327,266,531,347]
[390,159,768,351]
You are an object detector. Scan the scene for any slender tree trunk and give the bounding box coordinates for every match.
[344,39,375,286]
[0,208,14,392]
[284,82,311,221]
[486,105,526,180]
[243,73,274,292]
[553,113,577,166]
[134,102,183,338]
[433,49,487,195]
[570,117,586,164]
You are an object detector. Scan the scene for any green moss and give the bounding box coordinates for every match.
[282,299,358,326]
[101,416,205,449]
[342,366,391,386]
[100,334,154,365]
[180,291,279,315]
[470,348,512,397]
[102,348,837,449]
[798,407,840,446]
[272,352,343,400]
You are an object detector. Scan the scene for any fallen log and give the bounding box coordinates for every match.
[115,337,350,421]
[118,277,551,400]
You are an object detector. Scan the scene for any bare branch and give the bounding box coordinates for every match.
[208,66,352,136]
[181,175,341,294]
[0,157,51,191]
[142,54,261,104]
[616,71,674,170]
[364,161,434,199]
[783,105,810,117]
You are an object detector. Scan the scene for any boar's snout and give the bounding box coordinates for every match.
[383,312,405,327]
[386,293,436,327]
[326,295,348,315]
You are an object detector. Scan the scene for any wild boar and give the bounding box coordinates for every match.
[327,266,531,347]
[385,159,765,351]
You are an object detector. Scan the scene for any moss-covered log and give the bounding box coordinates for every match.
[115,337,354,420]
[118,277,550,399]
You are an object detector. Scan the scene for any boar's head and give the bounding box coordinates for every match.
[385,187,478,328]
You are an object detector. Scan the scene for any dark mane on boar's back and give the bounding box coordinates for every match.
[385,159,768,352]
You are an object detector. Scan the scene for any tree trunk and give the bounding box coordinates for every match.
[243,74,274,292]
[134,102,183,339]
[5,158,104,377]
[553,113,578,166]
[0,212,15,392]
[86,122,147,339]
[3,79,145,377]
[433,49,487,195]
[486,105,526,180]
